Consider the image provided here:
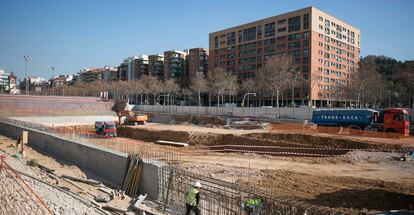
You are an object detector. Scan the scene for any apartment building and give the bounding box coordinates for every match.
[186,48,209,82]
[102,66,119,82]
[133,55,149,78]
[79,67,105,83]
[164,50,188,86]
[0,69,10,92]
[148,54,164,80]
[209,7,360,106]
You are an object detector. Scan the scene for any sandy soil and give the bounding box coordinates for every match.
[56,130,414,213]
[130,123,267,135]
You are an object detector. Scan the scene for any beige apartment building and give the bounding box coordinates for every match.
[209,7,360,107]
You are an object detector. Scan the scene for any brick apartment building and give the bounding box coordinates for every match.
[148,54,164,80]
[163,50,188,86]
[187,48,209,82]
[209,7,360,107]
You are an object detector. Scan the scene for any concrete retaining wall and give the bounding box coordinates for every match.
[132,105,314,120]
[0,121,161,199]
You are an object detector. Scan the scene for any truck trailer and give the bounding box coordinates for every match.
[311,108,410,136]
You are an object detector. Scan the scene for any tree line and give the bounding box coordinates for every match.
[30,55,414,108]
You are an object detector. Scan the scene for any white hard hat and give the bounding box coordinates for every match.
[194,181,201,188]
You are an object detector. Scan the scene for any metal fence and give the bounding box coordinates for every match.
[156,166,342,215]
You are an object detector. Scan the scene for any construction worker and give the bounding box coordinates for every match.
[243,197,262,215]
[185,181,201,215]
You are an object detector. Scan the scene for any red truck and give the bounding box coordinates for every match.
[312,108,410,136]
[95,121,117,137]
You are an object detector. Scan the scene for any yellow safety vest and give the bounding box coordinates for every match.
[186,187,199,206]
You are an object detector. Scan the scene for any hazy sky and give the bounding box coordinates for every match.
[1,0,413,80]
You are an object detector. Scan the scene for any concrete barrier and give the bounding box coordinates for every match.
[0,121,161,199]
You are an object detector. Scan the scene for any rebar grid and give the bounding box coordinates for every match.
[157,166,343,215]
[0,160,51,215]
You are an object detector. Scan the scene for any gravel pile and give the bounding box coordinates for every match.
[344,151,402,163]
[3,156,104,215]
[22,175,102,215]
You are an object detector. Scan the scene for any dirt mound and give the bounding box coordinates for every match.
[244,132,404,150]
[117,126,189,143]
[242,169,414,214]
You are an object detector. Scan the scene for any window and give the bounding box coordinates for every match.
[243,27,256,42]
[303,49,309,57]
[277,19,286,24]
[277,27,286,32]
[214,36,218,48]
[257,25,262,38]
[319,16,323,21]
[276,36,286,41]
[264,22,275,37]
[288,16,301,32]
[288,41,300,49]
[226,32,236,46]
[288,33,301,41]
[303,31,310,39]
[238,30,242,43]
[303,14,310,29]
[264,38,275,45]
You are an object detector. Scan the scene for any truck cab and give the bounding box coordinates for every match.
[382,108,410,136]
[95,121,117,137]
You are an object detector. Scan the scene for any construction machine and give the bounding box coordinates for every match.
[121,110,148,125]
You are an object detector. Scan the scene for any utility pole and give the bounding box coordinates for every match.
[24,56,29,95]
[51,66,55,95]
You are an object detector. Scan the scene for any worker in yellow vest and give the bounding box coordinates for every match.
[243,197,262,215]
[185,181,201,215]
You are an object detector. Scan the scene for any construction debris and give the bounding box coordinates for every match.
[94,194,112,203]
[102,205,127,214]
[62,174,102,186]
[132,194,147,211]
[122,154,143,197]
[156,140,188,147]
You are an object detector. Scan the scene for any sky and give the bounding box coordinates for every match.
[0,0,413,80]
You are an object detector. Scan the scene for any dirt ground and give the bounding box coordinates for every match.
[51,128,414,214]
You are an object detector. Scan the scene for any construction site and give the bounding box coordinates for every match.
[1,94,414,215]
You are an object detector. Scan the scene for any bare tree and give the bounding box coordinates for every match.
[208,67,228,106]
[345,57,382,108]
[189,72,208,106]
[163,79,180,105]
[241,78,256,107]
[257,55,293,107]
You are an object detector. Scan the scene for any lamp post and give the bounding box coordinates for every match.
[228,76,237,106]
[242,93,256,107]
[51,66,55,95]
[24,56,29,95]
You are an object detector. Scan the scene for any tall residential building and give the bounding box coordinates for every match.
[148,54,164,80]
[102,66,119,82]
[209,7,360,106]
[164,50,188,86]
[0,69,10,92]
[79,67,105,83]
[133,55,149,78]
[186,48,209,82]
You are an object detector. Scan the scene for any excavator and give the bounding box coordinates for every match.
[118,110,148,125]
[113,100,148,125]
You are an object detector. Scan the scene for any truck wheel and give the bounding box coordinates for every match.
[385,128,397,138]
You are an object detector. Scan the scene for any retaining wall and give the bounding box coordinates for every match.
[132,105,314,120]
[0,121,160,199]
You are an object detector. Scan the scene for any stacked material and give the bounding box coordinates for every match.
[122,154,143,197]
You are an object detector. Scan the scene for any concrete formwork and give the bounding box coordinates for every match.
[0,121,126,188]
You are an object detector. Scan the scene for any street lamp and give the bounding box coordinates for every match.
[24,56,29,95]
[51,66,55,95]
[242,92,256,107]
